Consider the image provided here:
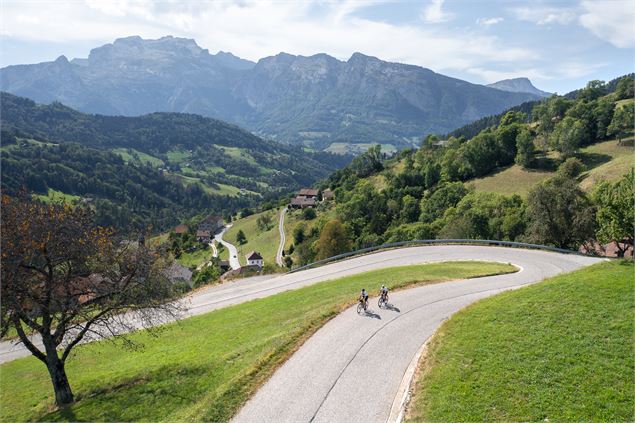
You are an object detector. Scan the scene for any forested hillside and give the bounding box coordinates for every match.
[284,75,634,266]
[0,93,350,230]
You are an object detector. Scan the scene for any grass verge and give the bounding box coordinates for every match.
[406,260,634,422]
[225,210,280,266]
[0,261,515,422]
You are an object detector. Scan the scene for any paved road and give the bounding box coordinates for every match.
[0,246,601,369]
[210,241,218,258]
[276,208,287,267]
[215,225,240,270]
[233,247,602,423]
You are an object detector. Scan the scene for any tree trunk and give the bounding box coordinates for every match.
[42,335,74,407]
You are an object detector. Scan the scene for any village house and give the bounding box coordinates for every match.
[246,251,264,268]
[196,230,211,243]
[173,224,189,234]
[298,188,319,199]
[322,189,334,201]
[290,196,317,209]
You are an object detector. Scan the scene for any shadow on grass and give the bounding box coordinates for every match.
[530,155,559,171]
[42,363,218,422]
[576,152,612,170]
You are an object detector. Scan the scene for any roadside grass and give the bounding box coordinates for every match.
[470,138,634,196]
[225,210,280,266]
[0,261,516,422]
[407,260,634,422]
[176,247,215,269]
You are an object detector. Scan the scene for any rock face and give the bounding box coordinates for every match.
[1,36,542,149]
[487,77,551,98]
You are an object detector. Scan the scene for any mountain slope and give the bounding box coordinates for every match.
[0,36,541,149]
[487,77,551,97]
[0,93,351,223]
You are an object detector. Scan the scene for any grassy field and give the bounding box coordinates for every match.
[176,247,215,269]
[112,148,164,167]
[33,188,81,204]
[0,261,515,422]
[325,142,397,155]
[470,138,634,196]
[407,260,634,422]
[225,210,281,266]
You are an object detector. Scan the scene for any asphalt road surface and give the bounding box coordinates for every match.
[276,207,287,267]
[215,225,241,270]
[0,246,601,375]
[232,247,602,423]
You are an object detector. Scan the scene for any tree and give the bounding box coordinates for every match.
[283,256,293,269]
[557,157,586,178]
[515,128,534,168]
[256,213,273,231]
[315,220,351,260]
[236,229,247,245]
[302,207,316,220]
[0,195,180,406]
[614,76,634,100]
[551,116,586,159]
[608,102,634,145]
[525,176,596,248]
[292,225,305,244]
[594,171,634,257]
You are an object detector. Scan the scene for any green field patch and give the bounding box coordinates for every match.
[325,142,396,155]
[225,210,281,266]
[470,138,635,196]
[33,188,81,204]
[176,247,215,269]
[112,148,164,167]
[166,150,192,164]
[407,260,634,422]
[0,261,515,422]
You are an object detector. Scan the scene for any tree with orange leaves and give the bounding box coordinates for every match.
[0,194,181,407]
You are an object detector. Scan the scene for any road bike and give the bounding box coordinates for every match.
[378,294,388,309]
[357,298,368,314]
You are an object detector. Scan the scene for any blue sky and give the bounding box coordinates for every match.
[1,0,633,93]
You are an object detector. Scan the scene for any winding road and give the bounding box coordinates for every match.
[276,207,287,267]
[0,243,601,413]
[232,247,601,423]
[215,225,241,270]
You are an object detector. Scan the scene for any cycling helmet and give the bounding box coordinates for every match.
[381,284,385,289]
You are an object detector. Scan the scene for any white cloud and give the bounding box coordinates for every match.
[476,17,504,26]
[579,0,635,48]
[512,6,577,25]
[421,0,453,23]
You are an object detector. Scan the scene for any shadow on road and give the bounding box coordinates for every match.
[362,309,381,319]
[383,303,400,313]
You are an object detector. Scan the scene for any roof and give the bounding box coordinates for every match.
[200,215,223,225]
[174,224,189,234]
[322,189,334,199]
[246,251,263,260]
[291,196,317,206]
[299,188,319,197]
[219,260,230,267]
[196,230,211,237]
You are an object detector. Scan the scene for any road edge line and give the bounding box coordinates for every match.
[387,337,431,423]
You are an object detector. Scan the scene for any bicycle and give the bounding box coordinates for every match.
[357,297,368,314]
[378,293,388,308]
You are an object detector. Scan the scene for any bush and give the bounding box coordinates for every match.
[558,157,586,178]
[302,207,317,220]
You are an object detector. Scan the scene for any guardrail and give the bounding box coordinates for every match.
[287,239,593,274]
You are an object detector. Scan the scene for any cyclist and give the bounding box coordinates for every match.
[380,284,389,302]
[359,288,369,307]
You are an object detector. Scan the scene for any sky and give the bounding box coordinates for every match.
[1,0,633,94]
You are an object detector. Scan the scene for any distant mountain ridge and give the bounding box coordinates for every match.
[0,35,542,149]
[487,77,551,98]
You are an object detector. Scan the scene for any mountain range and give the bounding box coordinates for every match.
[487,78,551,97]
[0,36,546,150]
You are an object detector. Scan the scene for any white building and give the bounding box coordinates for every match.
[246,251,264,268]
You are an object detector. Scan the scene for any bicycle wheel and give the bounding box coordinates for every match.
[357,302,363,314]
[378,297,384,308]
